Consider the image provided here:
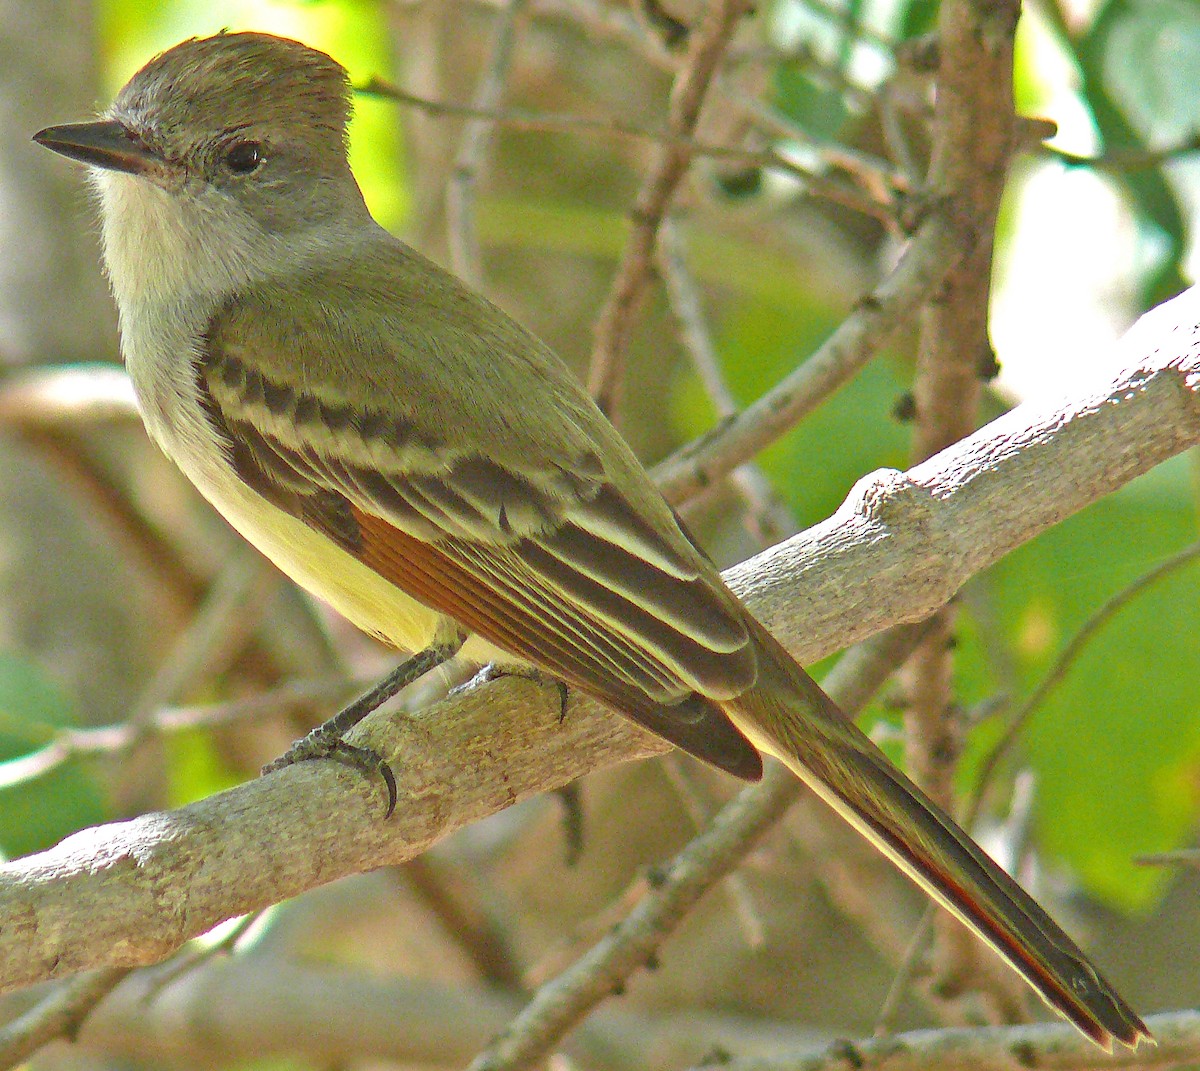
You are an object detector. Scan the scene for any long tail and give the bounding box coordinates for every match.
[723,619,1150,1052]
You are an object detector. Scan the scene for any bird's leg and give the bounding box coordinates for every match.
[262,628,466,816]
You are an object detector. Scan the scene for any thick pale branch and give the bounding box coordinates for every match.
[62,955,821,1070]
[0,289,1198,995]
[728,289,1200,655]
[53,961,1200,1071]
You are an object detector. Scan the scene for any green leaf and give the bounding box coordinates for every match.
[959,461,1200,912]
[1096,0,1200,146]
[0,654,105,859]
[774,65,851,144]
[1074,0,1194,305]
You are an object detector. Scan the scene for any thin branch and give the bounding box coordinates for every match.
[690,1011,1198,1071]
[44,953,1200,1070]
[465,625,928,1071]
[0,297,1198,993]
[446,0,529,285]
[105,550,284,814]
[0,967,129,1069]
[660,754,765,949]
[0,677,353,790]
[587,0,752,420]
[128,550,278,726]
[361,77,893,216]
[652,207,974,506]
[489,0,909,220]
[401,853,528,991]
[967,539,1200,827]
[1042,135,1200,173]
[718,83,910,206]
[657,217,796,546]
[138,911,264,997]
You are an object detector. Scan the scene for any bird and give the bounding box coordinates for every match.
[33,30,1148,1050]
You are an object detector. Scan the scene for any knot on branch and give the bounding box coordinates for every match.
[840,467,939,545]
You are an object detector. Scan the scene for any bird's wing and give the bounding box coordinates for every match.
[198,252,763,779]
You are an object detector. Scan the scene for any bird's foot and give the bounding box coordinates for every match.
[261,633,466,819]
[465,663,570,720]
[262,726,399,817]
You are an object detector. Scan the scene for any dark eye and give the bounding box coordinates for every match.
[223,141,264,175]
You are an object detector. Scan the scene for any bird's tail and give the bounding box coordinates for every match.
[722,617,1150,1052]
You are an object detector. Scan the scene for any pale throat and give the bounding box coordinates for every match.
[92,169,258,314]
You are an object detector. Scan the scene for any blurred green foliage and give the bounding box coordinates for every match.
[965,473,1200,911]
[0,655,104,858]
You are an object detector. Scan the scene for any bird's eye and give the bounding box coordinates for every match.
[223,141,264,175]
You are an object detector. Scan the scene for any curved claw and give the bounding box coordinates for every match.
[469,663,570,720]
[261,731,398,818]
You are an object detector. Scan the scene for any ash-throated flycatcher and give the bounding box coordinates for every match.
[35,31,1146,1049]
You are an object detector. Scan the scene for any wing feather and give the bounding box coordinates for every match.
[351,508,763,778]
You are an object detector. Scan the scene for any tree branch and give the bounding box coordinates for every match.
[466,624,925,1071]
[689,1011,1200,1071]
[652,207,973,506]
[901,0,1020,1023]
[587,0,751,420]
[0,288,1198,995]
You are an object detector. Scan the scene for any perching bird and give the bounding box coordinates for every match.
[34,31,1148,1050]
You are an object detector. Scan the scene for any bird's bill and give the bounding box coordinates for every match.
[33,120,160,177]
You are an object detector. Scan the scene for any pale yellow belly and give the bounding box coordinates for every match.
[187,458,519,667]
[214,476,441,649]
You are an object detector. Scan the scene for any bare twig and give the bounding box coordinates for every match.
[0,967,129,1069]
[110,550,282,815]
[401,853,528,991]
[587,0,752,420]
[0,677,353,790]
[657,218,796,546]
[967,540,1200,827]
[129,551,278,725]
[446,0,529,285]
[719,83,910,208]
[1042,135,1200,172]
[660,754,765,948]
[361,77,888,213]
[138,911,265,997]
[652,208,973,506]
